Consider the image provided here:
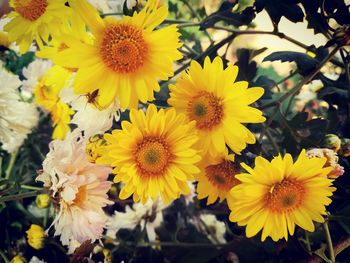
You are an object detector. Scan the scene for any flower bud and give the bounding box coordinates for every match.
[26,224,45,250]
[35,193,50,208]
[323,134,341,152]
[10,255,25,263]
[339,138,350,157]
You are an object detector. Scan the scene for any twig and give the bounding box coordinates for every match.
[0,190,44,203]
[259,46,341,110]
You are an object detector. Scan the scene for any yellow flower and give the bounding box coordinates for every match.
[35,193,50,208]
[227,150,335,242]
[86,135,107,163]
[97,104,201,204]
[34,66,73,139]
[10,255,25,263]
[0,32,11,48]
[53,0,182,109]
[196,150,240,205]
[26,224,45,249]
[168,56,266,157]
[4,0,72,53]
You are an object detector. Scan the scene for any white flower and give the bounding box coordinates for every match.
[22,59,52,93]
[107,0,138,12]
[106,198,167,242]
[198,214,226,244]
[60,87,120,137]
[88,0,111,12]
[36,129,113,252]
[0,67,38,153]
[29,256,46,263]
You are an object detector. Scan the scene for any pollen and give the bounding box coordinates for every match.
[134,136,173,177]
[14,0,48,21]
[265,179,306,213]
[187,91,224,130]
[100,24,148,74]
[205,160,240,191]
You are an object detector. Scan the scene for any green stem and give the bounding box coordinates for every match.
[0,190,44,203]
[323,221,336,263]
[0,250,9,263]
[21,185,43,191]
[5,150,18,179]
[265,129,279,154]
[305,231,312,255]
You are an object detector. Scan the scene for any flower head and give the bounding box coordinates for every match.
[97,104,201,204]
[168,56,265,157]
[198,214,226,244]
[53,0,182,109]
[36,130,112,250]
[227,150,335,241]
[196,150,240,205]
[0,66,38,153]
[36,193,50,208]
[106,198,167,241]
[26,224,45,250]
[4,0,72,53]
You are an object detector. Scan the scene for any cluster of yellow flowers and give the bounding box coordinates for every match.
[4,0,336,243]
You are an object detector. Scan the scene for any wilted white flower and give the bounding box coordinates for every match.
[60,87,120,137]
[107,198,167,242]
[22,59,52,93]
[29,256,46,263]
[197,214,226,244]
[36,130,113,252]
[0,67,38,153]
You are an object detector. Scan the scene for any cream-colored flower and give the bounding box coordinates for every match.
[106,198,166,241]
[60,87,120,137]
[22,59,52,93]
[36,129,113,251]
[0,66,38,153]
[196,214,226,244]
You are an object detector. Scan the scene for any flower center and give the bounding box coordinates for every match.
[205,160,240,191]
[14,0,48,21]
[187,91,224,130]
[100,24,148,74]
[134,137,172,177]
[265,179,306,213]
[73,186,87,207]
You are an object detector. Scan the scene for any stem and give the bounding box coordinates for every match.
[0,250,9,263]
[0,190,44,203]
[5,150,18,179]
[322,221,336,263]
[260,46,341,110]
[305,231,312,255]
[265,129,279,154]
[21,185,43,191]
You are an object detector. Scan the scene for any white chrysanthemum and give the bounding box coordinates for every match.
[88,0,111,12]
[107,0,138,12]
[60,87,120,137]
[29,256,46,263]
[22,59,52,93]
[198,214,226,244]
[107,198,167,241]
[36,130,113,251]
[0,67,38,153]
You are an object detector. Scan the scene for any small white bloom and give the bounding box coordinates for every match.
[22,59,52,93]
[0,67,38,153]
[88,0,111,13]
[198,214,226,244]
[60,87,120,137]
[106,198,167,242]
[29,256,46,263]
[107,0,138,12]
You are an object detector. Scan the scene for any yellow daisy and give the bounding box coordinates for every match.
[97,104,201,204]
[196,150,240,205]
[34,66,73,139]
[227,150,335,242]
[53,0,182,109]
[4,0,72,53]
[168,56,266,157]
